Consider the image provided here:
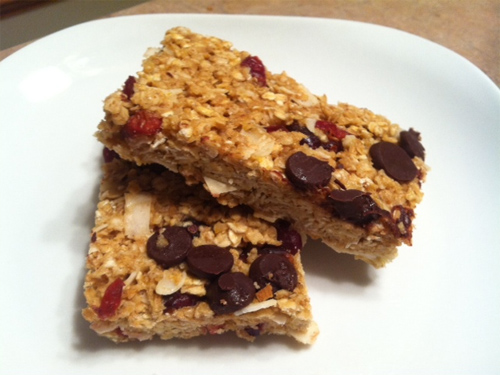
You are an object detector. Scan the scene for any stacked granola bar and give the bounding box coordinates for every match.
[83,156,317,343]
[84,27,427,344]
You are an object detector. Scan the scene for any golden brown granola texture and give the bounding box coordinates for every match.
[96,27,428,267]
[82,158,318,344]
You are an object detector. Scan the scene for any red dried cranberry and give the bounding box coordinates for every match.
[300,135,322,149]
[245,325,263,337]
[266,124,288,133]
[276,221,302,255]
[123,76,136,100]
[322,139,344,153]
[122,110,162,137]
[186,224,200,237]
[163,291,201,314]
[289,121,342,151]
[96,278,125,319]
[260,221,302,255]
[241,55,267,86]
[102,147,119,163]
[315,120,350,140]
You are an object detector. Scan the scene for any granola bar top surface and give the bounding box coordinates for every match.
[82,155,317,344]
[97,27,428,267]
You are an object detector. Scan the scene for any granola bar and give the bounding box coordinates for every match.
[96,27,428,267]
[82,154,318,344]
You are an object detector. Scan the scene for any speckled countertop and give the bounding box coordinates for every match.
[1,0,498,86]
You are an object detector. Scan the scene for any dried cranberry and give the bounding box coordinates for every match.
[123,76,136,100]
[163,291,201,314]
[289,121,344,152]
[289,120,312,136]
[250,254,298,292]
[96,278,125,319]
[122,110,162,137]
[315,120,350,140]
[102,147,119,163]
[186,224,200,237]
[322,139,344,153]
[245,325,263,337]
[260,221,302,255]
[241,55,267,86]
[276,221,302,255]
[266,124,288,133]
[300,135,322,149]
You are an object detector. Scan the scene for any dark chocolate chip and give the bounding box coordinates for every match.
[328,189,383,225]
[146,226,192,268]
[369,142,418,182]
[391,205,415,239]
[249,254,298,292]
[206,272,255,315]
[285,151,333,190]
[187,245,234,279]
[399,128,425,160]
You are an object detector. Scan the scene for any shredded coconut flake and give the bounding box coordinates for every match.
[124,193,152,239]
[203,176,237,197]
[155,268,187,295]
[234,299,278,316]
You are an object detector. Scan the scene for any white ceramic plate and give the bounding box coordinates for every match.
[1,14,499,375]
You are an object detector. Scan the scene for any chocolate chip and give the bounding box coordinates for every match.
[206,272,255,315]
[399,128,425,160]
[187,245,234,279]
[146,227,192,268]
[285,151,333,190]
[328,189,383,225]
[369,142,418,182]
[249,254,298,292]
[391,205,414,239]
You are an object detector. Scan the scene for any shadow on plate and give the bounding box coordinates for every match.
[301,238,374,287]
